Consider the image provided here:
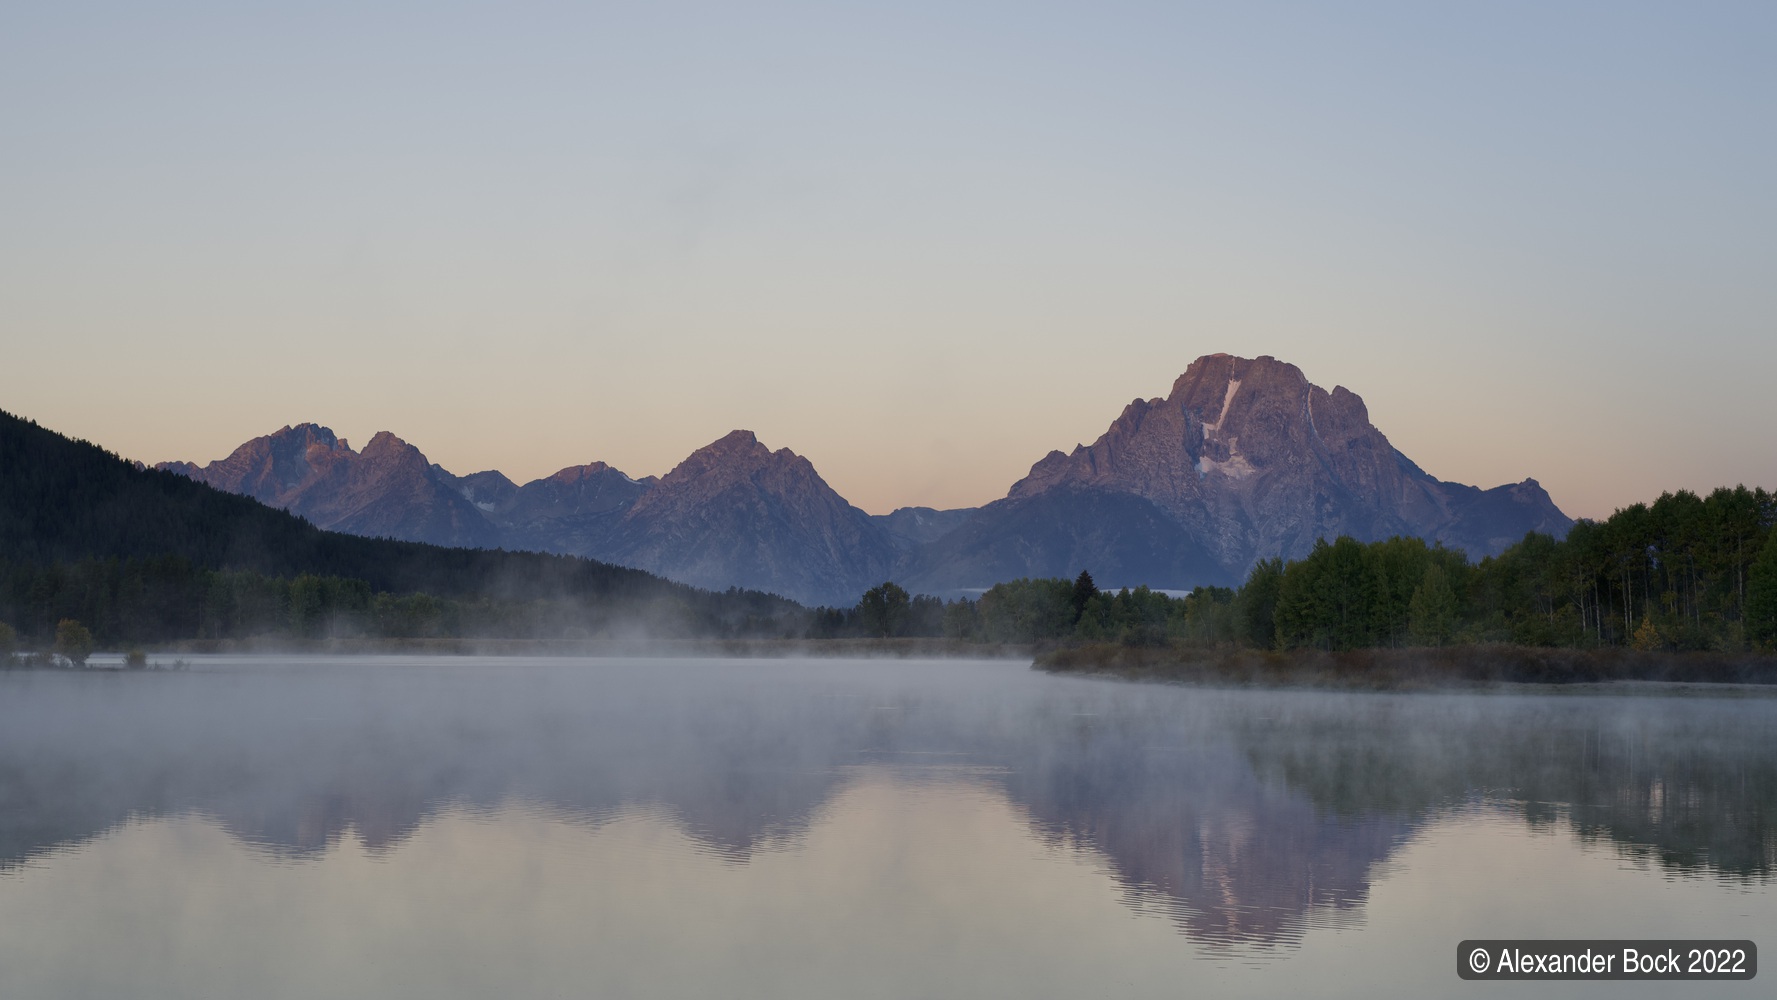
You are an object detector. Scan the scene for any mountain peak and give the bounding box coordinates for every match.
[656,430,813,488]
[700,429,774,460]
[361,430,418,456]
[163,422,499,548]
[982,352,1570,584]
[609,431,894,604]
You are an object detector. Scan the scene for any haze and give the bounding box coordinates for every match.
[2,2,1772,519]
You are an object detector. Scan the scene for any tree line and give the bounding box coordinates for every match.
[815,485,1777,652]
[0,408,808,651]
[0,556,801,650]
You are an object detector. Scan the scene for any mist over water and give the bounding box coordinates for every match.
[1,658,1773,998]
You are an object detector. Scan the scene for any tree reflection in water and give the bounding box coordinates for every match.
[0,659,1771,951]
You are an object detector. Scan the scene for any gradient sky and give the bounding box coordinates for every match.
[2,2,1772,519]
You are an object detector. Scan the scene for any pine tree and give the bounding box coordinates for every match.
[1069,570,1098,624]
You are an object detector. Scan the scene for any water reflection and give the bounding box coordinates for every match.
[0,658,1772,955]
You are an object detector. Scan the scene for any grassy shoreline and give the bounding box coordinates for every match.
[1034,643,1777,690]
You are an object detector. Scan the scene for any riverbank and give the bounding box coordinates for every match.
[1034,643,1777,690]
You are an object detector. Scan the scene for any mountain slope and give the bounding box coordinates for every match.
[0,409,766,611]
[601,431,899,606]
[871,506,979,550]
[149,353,1572,600]
[900,486,1229,592]
[906,354,1570,591]
[162,425,502,548]
[470,463,658,556]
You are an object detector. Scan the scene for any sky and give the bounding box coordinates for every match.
[2,1,1772,519]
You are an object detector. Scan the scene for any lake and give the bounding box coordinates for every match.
[0,656,1771,998]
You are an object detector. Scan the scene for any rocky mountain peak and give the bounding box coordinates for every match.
[163,355,1571,602]
[946,353,1572,590]
[607,431,896,605]
[631,430,821,515]
[162,423,500,548]
[359,430,421,460]
[669,429,780,473]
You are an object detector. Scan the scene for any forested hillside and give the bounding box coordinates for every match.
[0,410,799,644]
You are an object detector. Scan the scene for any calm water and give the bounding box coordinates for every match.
[1,656,1772,998]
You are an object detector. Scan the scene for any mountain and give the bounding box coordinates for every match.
[436,461,658,556]
[162,425,905,602]
[161,426,665,558]
[0,408,755,610]
[163,424,501,548]
[904,354,1571,592]
[157,353,1571,601]
[870,506,979,550]
[899,486,1225,593]
[599,431,899,606]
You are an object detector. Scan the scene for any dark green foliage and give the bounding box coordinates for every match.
[1069,570,1098,623]
[1750,530,1777,650]
[1471,487,1775,651]
[1275,537,1380,650]
[908,594,944,637]
[0,556,807,645]
[940,598,979,639]
[1407,565,1458,646]
[858,581,912,638]
[1234,558,1282,648]
[977,578,1078,642]
[942,483,1774,654]
[804,584,946,639]
[1176,585,1238,646]
[1074,585,1176,645]
[0,410,804,642]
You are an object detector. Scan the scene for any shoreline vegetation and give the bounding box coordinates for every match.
[11,635,1774,696]
[4,636,1034,662]
[4,403,1774,688]
[1034,643,1777,691]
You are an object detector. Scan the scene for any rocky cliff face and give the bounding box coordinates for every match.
[905,354,1570,590]
[599,431,899,606]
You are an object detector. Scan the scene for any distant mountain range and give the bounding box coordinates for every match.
[160,354,1573,605]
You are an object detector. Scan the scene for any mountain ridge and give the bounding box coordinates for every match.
[157,354,1573,602]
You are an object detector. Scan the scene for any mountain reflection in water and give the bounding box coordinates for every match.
[0,657,1771,954]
